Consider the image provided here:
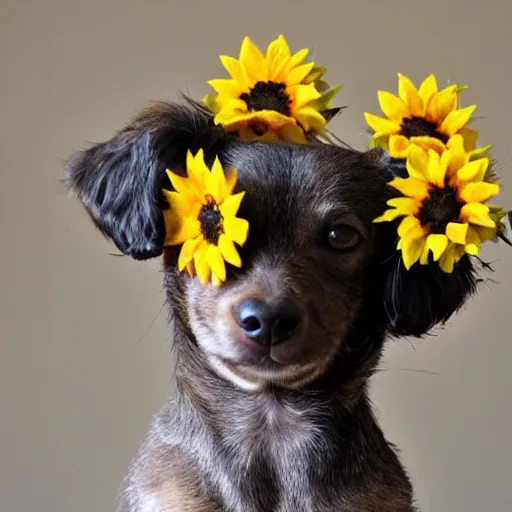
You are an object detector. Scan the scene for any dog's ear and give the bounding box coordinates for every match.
[65,100,226,260]
[372,149,479,337]
[382,252,478,337]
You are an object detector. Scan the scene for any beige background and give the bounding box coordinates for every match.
[1,0,511,510]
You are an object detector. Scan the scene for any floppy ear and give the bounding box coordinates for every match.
[374,150,479,337]
[65,100,226,260]
[382,251,478,337]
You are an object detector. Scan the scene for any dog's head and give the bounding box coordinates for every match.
[66,102,477,393]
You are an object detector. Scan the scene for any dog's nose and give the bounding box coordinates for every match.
[237,299,301,346]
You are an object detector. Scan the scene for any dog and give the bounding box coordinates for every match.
[66,100,477,511]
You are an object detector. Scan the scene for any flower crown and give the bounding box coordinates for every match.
[162,34,510,286]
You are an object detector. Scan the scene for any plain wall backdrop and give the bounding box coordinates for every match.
[1,0,511,510]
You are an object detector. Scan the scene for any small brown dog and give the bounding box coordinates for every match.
[66,101,477,511]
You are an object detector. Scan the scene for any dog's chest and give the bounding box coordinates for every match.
[217,398,342,512]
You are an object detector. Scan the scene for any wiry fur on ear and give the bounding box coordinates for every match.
[374,149,479,337]
[65,99,226,260]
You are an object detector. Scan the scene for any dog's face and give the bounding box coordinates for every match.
[66,102,477,394]
[177,144,389,391]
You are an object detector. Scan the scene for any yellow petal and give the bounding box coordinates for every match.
[388,135,412,158]
[378,91,410,120]
[398,215,427,240]
[207,79,246,97]
[211,272,223,287]
[218,234,242,267]
[166,217,201,246]
[292,83,321,109]
[373,208,404,223]
[460,203,495,228]
[460,182,500,204]
[427,86,457,124]
[239,36,267,86]
[417,74,438,105]
[440,105,476,137]
[164,190,202,220]
[426,233,449,261]
[389,177,430,199]
[219,191,245,218]
[408,136,446,155]
[398,216,423,237]
[224,168,238,195]
[465,243,480,256]
[223,216,249,245]
[398,73,424,116]
[401,237,426,269]
[218,109,293,133]
[445,135,469,176]
[178,236,203,271]
[419,240,430,264]
[266,35,291,80]
[215,97,248,115]
[387,197,421,215]
[406,147,429,180]
[438,245,456,273]
[295,107,326,133]
[446,133,466,152]
[279,123,308,143]
[206,244,226,282]
[364,113,401,135]
[425,150,446,188]
[219,55,246,85]
[457,158,489,183]
[193,243,211,284]
[205,157,228,204]
[285,62,315,85]
[446,222,468,245]
[168,173,200,198]
[186,149,208,187]
[287,47,309,69]
[370,133,390,151]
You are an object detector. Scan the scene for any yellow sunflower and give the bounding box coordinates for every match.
[162,149,249,286]
[205,35,341,143]
[365,73,483,159]
[374,136,501,273]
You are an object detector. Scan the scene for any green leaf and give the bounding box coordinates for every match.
[470,144,493,161]
[454,83,469,94]
[308,85,342,111]
[315,79,331,94]
[304,66,326,85]
[203,93,219,114]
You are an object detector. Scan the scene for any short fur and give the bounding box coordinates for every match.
[66,101,477,511]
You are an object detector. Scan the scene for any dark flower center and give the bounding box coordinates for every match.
[240,81,292,116]
[401,116,449,144]
[198,195,223,244]
[419,186,463,234]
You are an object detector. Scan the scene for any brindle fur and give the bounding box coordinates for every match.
[66,101,477,511]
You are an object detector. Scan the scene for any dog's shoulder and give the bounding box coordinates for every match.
[118,403,221,512]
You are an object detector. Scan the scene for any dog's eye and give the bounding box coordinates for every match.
[327,225,362,251]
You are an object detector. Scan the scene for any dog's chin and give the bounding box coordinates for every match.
[207,355,325,392]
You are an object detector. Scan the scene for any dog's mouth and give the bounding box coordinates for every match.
[208,355,322,391]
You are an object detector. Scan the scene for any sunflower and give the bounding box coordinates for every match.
[204,35,341,143]
[364,73,483,159]
[162,150,249,286]
[374,136,501,273]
